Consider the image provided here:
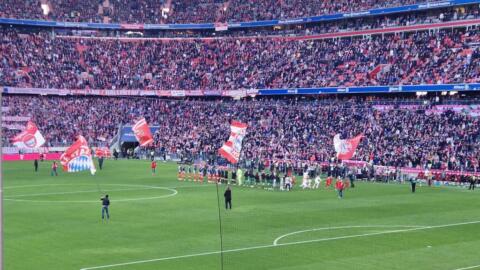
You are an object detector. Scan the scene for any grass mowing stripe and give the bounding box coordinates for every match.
[80,220,480,270]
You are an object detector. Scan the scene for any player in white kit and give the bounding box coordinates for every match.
[301,172,310,189]
[313,175,322,189]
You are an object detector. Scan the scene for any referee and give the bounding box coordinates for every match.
[101,195,110,221]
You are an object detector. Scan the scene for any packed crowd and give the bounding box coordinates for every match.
[2,27,480,91]
[3,95,480,173]
[1,0,435,24]
[106,0,167,24]
[225,0,419,23]
[164,0,225,24]
[70,6,476,39]
[228,6,480,40]
[299,6,480,36]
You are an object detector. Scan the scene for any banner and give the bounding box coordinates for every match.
[11,121,46,148]
[132,118,154,146]
[214,22,228,31]
[60,135,96,174]
[95,147,111,158]
[2,116,30,121]
[333,133,363,160]
[4,81,480,97]
[219,121,248,164]
[3,124,25,130]
[171,90,186,97]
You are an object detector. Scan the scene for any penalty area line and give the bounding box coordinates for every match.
[272,224,427,246]
[453,265,480,270]
[80,220,480,270]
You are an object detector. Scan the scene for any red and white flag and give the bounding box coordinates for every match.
[95,147,111,158]
[219,121,248,164]
[11,120,45,148]
[333,133,363,160]
[132,118,154,146]
[60,135,96,175]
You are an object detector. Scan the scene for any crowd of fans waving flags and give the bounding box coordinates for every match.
[9,118,366,174]
[9,118,156,175]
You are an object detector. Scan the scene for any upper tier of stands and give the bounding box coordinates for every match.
[2,26,480,91]
[0,0,436,24]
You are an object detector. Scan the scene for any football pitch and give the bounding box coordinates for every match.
[3,160,480,270]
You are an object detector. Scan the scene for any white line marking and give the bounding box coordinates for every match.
[273,225,426,245]
[5,187,155,198]
[3,184,177,203]
[3,183,212,190]
[453,265,480,270]
[80,220,480,270]
[4,184,95,189]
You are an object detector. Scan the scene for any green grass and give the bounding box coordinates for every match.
[3,160,480,270]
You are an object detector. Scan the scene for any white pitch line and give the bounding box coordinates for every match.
[3,184,178,203]
[273,225,426,245]
[453,265,480,270]
[80,220,480,270]
[4,187,155,198]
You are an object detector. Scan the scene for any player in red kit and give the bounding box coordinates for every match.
[335,178,344,199]
[51,161,58,176]
[151,160,157,175]
[326,176,332,188]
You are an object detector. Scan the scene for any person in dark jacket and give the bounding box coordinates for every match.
[98,156,104,170]
[101,195,110,221]
[468,176,477,190]
[34,159,38,172]
[224,186,232,210]
[410,177,417,193]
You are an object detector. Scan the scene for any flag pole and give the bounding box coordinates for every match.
[214,153,225,270]
[215,178,225,270]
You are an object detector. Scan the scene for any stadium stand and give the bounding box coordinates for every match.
[2,1,480,178]
[44,5,479,39]
[224,0,419,22]
[2,95,480,173]
[0,0,441,24]
[2,27,480,91]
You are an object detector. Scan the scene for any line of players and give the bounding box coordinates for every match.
[176,163,353,194]
[298,166,351,192]
[177,164,234,183]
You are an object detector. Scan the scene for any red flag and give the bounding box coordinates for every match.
[95,147,111,158]
[219,121,248,164]
[132,118,154,146]
[60,135,96,175]
[333,133,363,160]
[11,120,46,148]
